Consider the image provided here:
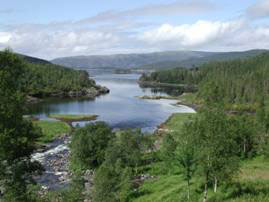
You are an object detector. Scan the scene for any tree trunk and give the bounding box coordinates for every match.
[214,176,217,193]
[203,172,209,202]
[243,137,246,155]
[187,179,190,200]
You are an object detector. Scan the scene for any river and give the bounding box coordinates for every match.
[30,71,195,189]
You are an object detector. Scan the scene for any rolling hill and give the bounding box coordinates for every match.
[51,49,268,70]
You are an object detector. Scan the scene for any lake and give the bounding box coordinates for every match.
[29,71,195,132]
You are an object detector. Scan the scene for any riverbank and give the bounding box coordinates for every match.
[136,92,201,111]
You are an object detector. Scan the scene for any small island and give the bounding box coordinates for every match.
[49,114,98,124]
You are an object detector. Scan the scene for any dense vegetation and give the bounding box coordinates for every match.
[140,53,269,109]
[1,50,100,98]
[24,62,96,97]
[0,50,43,201]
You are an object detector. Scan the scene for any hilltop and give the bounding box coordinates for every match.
[51,49,268,70]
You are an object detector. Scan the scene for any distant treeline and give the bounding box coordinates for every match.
[0,50,97,97]
[140,53,269,105]
[24,63,95,97]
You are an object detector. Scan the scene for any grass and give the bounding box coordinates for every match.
[33,120,71,144]
[177,92,200,106]
[240,156,269,181]
[48,114,98,123]
[161,113,195,132]
[132,175,187,202]
[131,156,269,202]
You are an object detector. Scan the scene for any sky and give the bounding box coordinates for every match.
[0,0,269,59]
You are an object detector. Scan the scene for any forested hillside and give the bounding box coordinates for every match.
[140,53,269,107]
[0,50,109,99]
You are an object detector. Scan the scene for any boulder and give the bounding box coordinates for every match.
[85,87,99,98]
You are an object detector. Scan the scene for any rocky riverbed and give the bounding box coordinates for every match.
[32,135,71,190]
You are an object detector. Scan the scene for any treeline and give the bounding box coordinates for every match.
[140,53,269,106]
[140,67,202,85]
[1,50,98,98]
[24,63,96,97]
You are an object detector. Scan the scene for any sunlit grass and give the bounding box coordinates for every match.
[33,120,71,144]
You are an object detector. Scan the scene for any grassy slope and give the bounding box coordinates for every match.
[161,113,194,131]
[33,120,71,144]
[132,113,269,202]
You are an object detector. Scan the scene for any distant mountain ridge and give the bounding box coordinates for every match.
[51,49,268,70]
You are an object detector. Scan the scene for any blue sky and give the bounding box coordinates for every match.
[0,0,269,59]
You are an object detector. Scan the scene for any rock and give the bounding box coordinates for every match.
[96,85,110,94]
[68,91,84,97]
[50,92,64,97]
[26,95,41,104]
[85,87,99,98]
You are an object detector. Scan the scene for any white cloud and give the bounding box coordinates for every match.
[0,32,11,43]
[246,0,269,19]
[0,28,120,59]
[139,20,245,48]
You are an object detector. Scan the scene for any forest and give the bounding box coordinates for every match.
[1,50,104,99]
[140,53,269,108]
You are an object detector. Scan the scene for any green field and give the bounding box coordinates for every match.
[33,120,71,144]
[48,114,98,123]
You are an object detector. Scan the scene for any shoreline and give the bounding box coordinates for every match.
[136,94,199,111]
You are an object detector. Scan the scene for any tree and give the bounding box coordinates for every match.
[175,122,197,200]
[92,130,152,202]
[162,125,197,201]
[193,108,239,201]
[0,50,42,201]
[92,161,132,202]
[70,122,114,172]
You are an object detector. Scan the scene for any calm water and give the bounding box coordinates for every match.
[29,71,195,132]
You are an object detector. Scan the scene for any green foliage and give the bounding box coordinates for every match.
[92,130,154,202]
[141,53,269,109]
[140,67,202,85]
[0,50,43,201]
[70,122,114,172]
[93,162,133,202]
[33,120,71,144]
[23,62,96,97]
